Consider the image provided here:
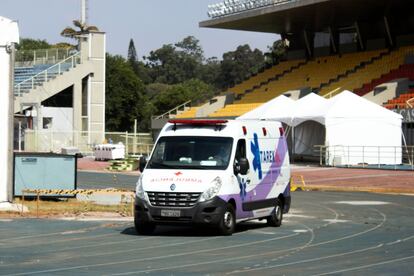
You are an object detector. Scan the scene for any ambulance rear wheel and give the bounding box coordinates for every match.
[218,204,236,235]
[267,200,283,227]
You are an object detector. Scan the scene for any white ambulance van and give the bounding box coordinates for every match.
[135,119,291,235]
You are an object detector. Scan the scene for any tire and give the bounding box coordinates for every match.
[267,199,283,227]
[134,213,155,235]
[134,221,155,235]
[218,203,236,235]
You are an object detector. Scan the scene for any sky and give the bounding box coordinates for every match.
[1,0,279,60]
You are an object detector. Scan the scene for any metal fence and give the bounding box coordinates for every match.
[15,48,77,67]
[314,145,414,170]
[21,130,154,156]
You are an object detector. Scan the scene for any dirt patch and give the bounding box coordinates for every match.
[0,198,133,219]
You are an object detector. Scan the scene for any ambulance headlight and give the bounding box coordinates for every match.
[135,176,146,200]
[199,176,222,202]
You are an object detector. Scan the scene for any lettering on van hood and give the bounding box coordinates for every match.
[143,170,226,192]
[149,171,203,184]
[150,176,202,184]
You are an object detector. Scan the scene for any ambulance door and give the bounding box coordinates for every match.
[234,139,254,205]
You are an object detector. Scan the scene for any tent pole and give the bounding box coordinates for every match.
[292,126,295,162]
[401,129,411,165]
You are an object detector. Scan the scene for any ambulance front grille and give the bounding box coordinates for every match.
[147,192,201,207]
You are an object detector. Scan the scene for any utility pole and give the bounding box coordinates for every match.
[0,16,19,204]
[81,0,88,25]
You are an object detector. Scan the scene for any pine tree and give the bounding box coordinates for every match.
[128,39,137,64]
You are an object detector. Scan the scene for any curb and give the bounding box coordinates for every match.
[77,169,140,176]
[294,185,414,195]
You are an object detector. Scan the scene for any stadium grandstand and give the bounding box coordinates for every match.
[13,26,106,153]
[152,0,414,149]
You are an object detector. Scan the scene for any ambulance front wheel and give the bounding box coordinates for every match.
[218,204,236,235]
[134,214,156,235]
[267,200,283,227]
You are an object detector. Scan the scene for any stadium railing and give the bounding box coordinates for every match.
[14,52,81,96]
[314,145,414,170]
[15,47,77,67]
[20,129,154,156]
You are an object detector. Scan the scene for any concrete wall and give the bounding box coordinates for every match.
[282,87,312,100]
[363,78,409,105]
[79,32,106,145]
[196,94,234,117]
[40,107,73,132]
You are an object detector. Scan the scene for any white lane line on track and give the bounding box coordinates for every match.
[308,208,386,247]
[225,208,387,274]
[2,205,386,275]
[0,222,130,243]
[226,244,384,275]
[402,235,414,242]
[0,236,215,269]
[386,239,402,245]
[51,235,222,258]
[335,201,390,206]
[311,255,414,276]
[61,229,87,235]
[4,209,316,268]
[66,203,335,275]
[1,232,301,276]
[0,233,121,250]
[293,229,308,233]
[251,230,277,235]
[59,217,133,222]
[130,204,386,275]
[108,206,327,276]
[284,214,316,218]
[109,228,314,276]
[322,219,348,223]
[0,237,158,263]
[74,204,332,272]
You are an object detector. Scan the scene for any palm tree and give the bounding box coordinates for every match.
[61,20,99,39]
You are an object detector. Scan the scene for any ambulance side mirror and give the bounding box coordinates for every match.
[139,156,147,172]
[234,158,249,175]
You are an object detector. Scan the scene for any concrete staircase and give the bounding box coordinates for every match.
[14,52,93,113]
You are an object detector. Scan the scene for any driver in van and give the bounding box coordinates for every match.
[209,145,230,165]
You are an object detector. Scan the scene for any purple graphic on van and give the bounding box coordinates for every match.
[250,133,263,180]
[220,136,288,219]
[238,177,247,201]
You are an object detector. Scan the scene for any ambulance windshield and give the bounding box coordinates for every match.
[147,136,233,170]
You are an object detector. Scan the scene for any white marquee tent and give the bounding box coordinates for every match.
[238,94,295,124]
[237,91,403,165]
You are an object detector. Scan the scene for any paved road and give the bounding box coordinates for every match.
[1,191,413,275]
[77,171,138,190]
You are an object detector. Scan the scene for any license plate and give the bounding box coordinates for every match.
[161,209,181,217]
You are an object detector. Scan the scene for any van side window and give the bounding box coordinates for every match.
[235,139,246,160]
[234,139,249,175]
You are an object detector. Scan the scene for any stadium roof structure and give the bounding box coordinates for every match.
[200,0,410,34]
